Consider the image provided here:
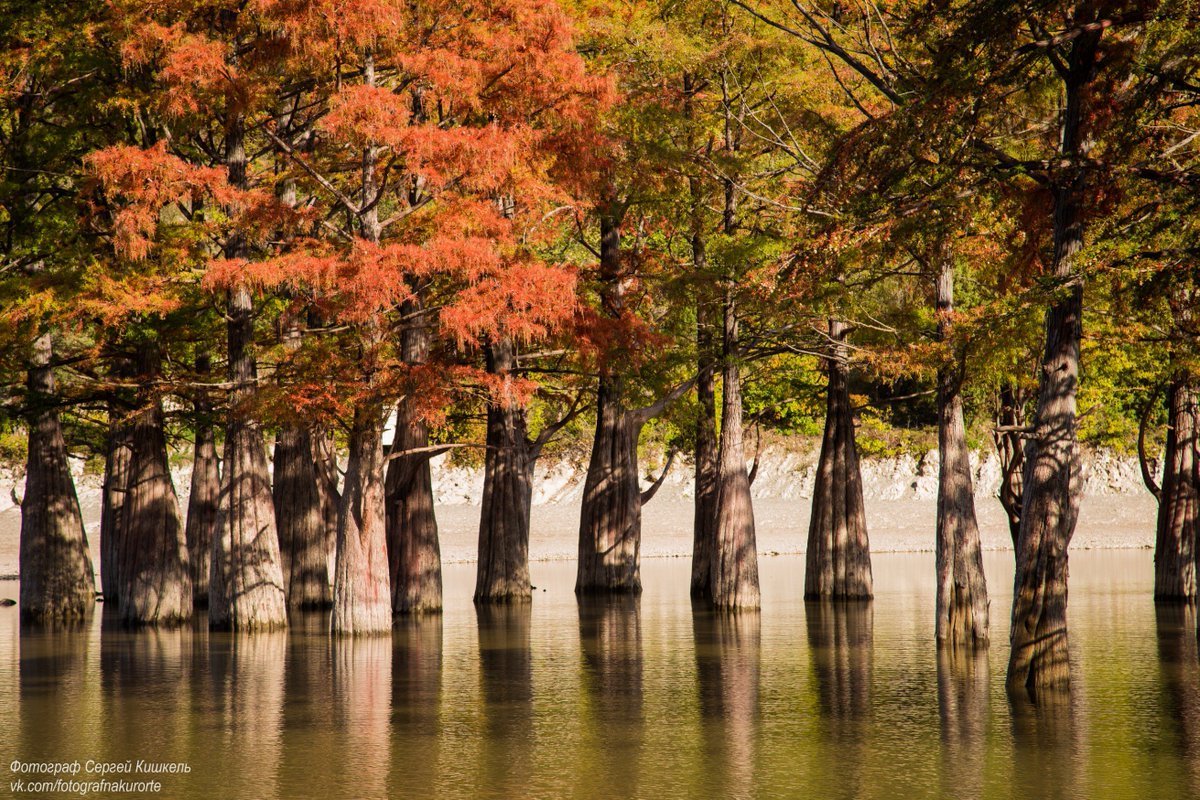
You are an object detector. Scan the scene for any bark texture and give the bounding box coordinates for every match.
[18,333,96,623]
[475,339,534,603]
[117,342,192,625]
[1007,21,1101,698]
[209,111,287,631]
[709,297,760,609]
[691,243,718,600]
[805,319,872,599]
[995,383,1027,545]
[332,405,393,634]
[185,353,219,609]
[934,256,989,647]
[1145,374,1199,600]
[387,303,442,616]
[99,388,133,606]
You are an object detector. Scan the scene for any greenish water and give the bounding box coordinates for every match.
[1,550,1197,799]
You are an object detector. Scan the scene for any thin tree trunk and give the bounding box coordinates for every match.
[209,101,287,631]
[1006,22,1101,698]
[18,333,96,623]
[710,295,760,609]
[387,302,442,616]
[475,338,535,603]
[995,383,1026,545]
[332,403,393,634]
[117,341,192,625]
[185,351,218,609]
[274,314,333,609]
[577,205,644,595]
[100,365,133,606]
[692,258,719,601]
[805,319,872,599]
[934,253,989,647]
[1152,372,1199,600]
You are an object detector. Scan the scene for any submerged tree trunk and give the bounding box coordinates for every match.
[578,207,642,595]
[118,341,192,625]
[1145,372,1199,600]
[209,111,287,631]
[710,296,760,609]
[805,319,872,599]
[18,333,96,623]
[185,352,218,609]
[387,303,442,616]
[332,403,392,635]
[692,291,719,600]
[995,383,1027,545]
[100,375,133,607]
[475,339,535,603]
[1007,24,1101,698]
[934,254,989,647]
[274,317,334,609]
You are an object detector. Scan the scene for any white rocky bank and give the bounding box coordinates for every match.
[0,444,1159,573]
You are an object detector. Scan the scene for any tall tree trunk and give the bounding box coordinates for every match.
[710,295,760,609]
[577,206,644,595]
[209,103,287,631]
[100,363,133,606]
[692,263,719,601]
[805,319,872,599]
[934,253,989,647]
[274,315,334,609]
[185,351,218,609]
[332,403,392,634]
[117,341,192,625]
[387,302,442,616]
[1150,372,1199,600]
[995,383,1027,545]
[18,333,96,623]
[475,338,535,603]
[1007,23,1102,698]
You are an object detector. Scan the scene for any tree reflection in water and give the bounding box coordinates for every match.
[331,633,392,799]
[476,603,532,796]
[937,646,989,798]
[1008,670,1076,800]
[1156,603,1200,795]
[390,614,443,796]
[21,620,95,769]
[804,600,871,800]
[693,605,760,799]
[578,595,644,797]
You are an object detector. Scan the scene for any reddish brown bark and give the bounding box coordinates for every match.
[332,403,393,634]
[18,333,96,623]
[1144,373,1199,600]
[1007,19,1102,698]
[185,352,219,609]
[100,382,133,607]
[692,294,719,601]
[117,342,192,625]
[209,108,287,631]
[934,253,988,647]
[995,383,1027,545]
[805,319,873,599]
[387,303,442,616]
[475,339,534,603]
[710,296,760,609]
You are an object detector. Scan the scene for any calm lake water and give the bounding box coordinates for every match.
[2,549,1198,799]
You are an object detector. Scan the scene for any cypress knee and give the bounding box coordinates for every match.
[18,333,96,623]
[805,319,872,599]
[117,341,192,625]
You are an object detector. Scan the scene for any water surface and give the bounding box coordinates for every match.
[2,550,1197,799]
